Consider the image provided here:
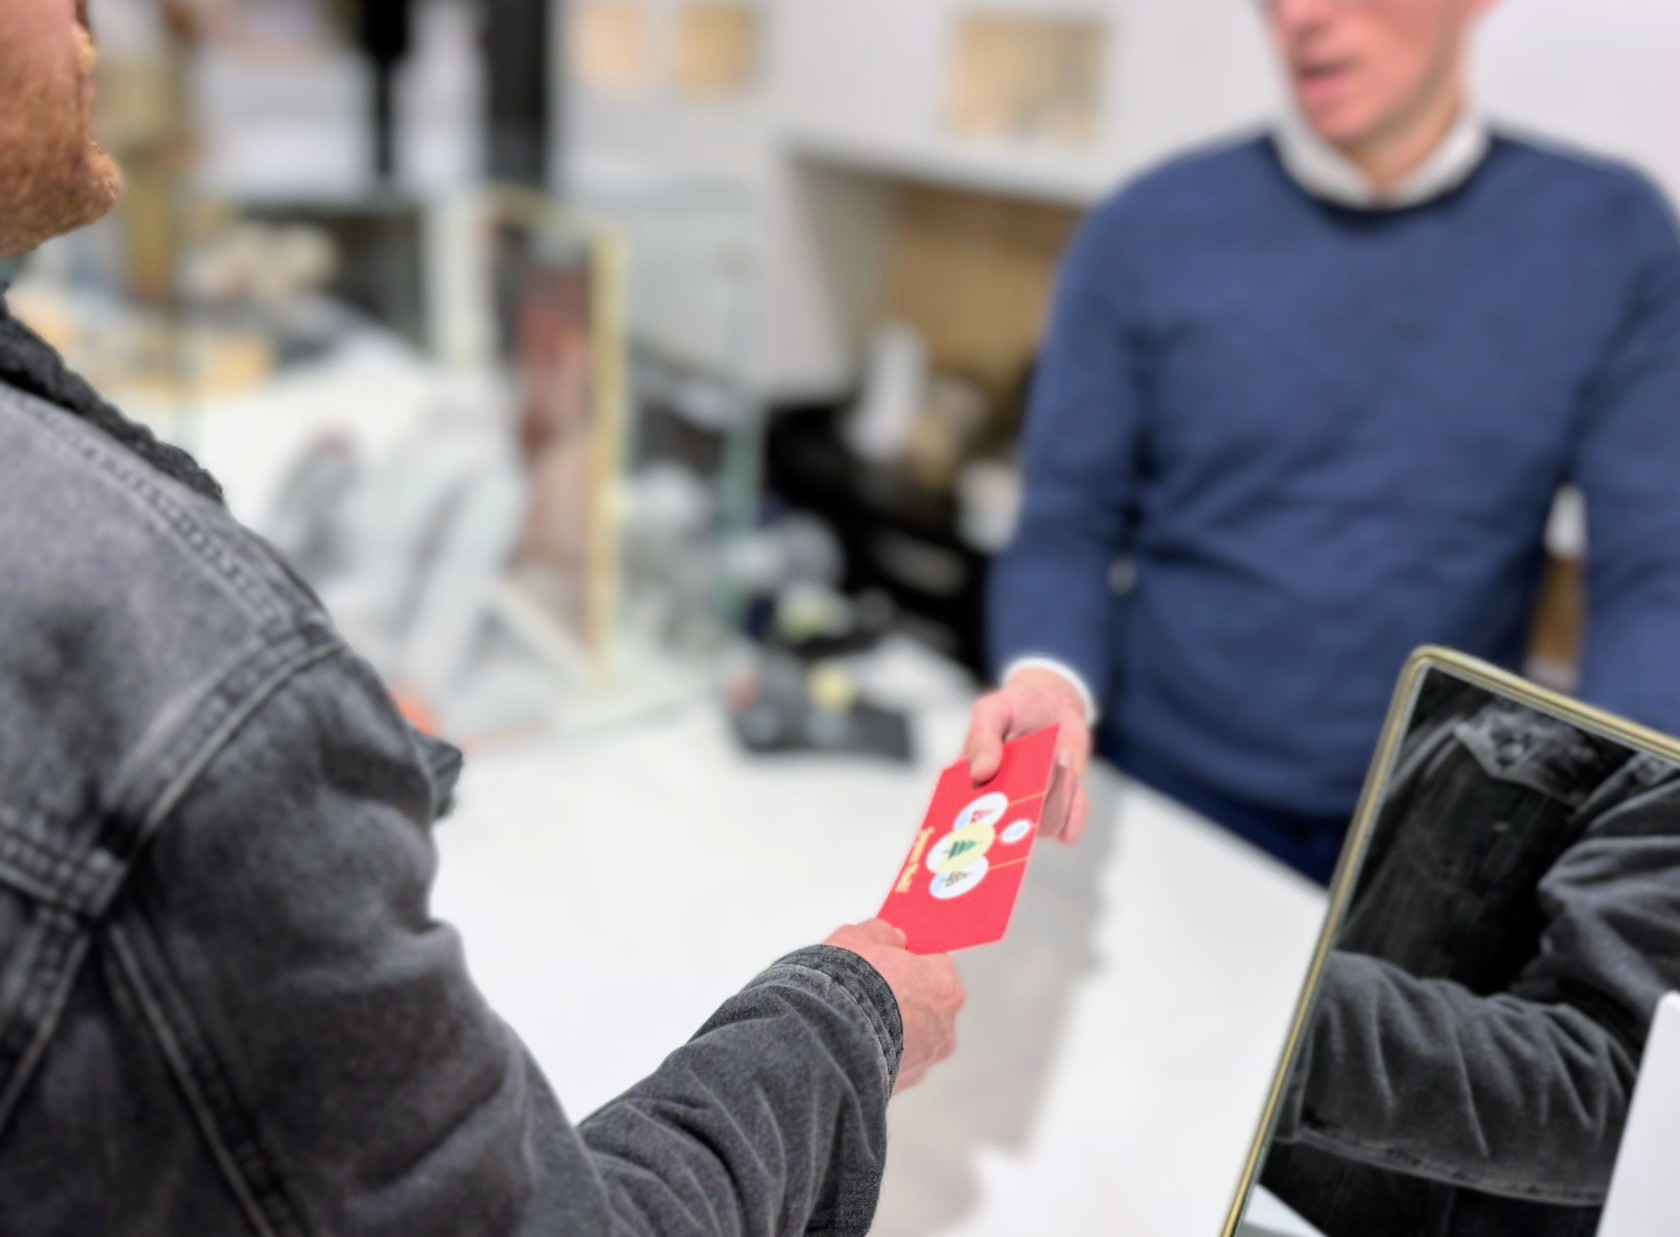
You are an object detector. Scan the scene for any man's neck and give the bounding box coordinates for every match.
[1344,84,1467,194]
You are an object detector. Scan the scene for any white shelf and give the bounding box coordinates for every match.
[787,129,1114,209]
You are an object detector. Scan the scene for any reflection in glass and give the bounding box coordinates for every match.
[1236,658,1680,1236]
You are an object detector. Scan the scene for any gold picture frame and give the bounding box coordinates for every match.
[487,186,629,672]
[1220,645,1680,1235]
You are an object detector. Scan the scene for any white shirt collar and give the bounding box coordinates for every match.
[1273,107,1491,210]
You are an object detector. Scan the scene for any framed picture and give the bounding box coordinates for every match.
[486,188,629,671]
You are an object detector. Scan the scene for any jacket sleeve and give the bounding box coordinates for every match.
[987,196,1146,695]
[1575,179,1680,738]
[1272,778,1680,1205]
[116,646,901,1237]
[578,946,901,1236]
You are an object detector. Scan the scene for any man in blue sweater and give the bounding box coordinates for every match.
[967,0,1680,881]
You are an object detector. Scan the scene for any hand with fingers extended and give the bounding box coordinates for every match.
[963,667,1094,845]
[824,920,965,1093]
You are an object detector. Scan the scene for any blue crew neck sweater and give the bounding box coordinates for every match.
[991,133,1680,879]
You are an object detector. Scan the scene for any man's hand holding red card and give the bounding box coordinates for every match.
[964,669,1092,844]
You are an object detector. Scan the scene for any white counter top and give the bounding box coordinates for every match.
[432,698,1329,1236]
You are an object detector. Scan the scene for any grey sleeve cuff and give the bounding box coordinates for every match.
[759,945,906,1101]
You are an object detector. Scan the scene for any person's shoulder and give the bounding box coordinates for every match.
[1129,131,1277,198]
[0,379,336,827]
[0,380,319,630]
[1089,132,1276,226]
[1070,132,1275,271]
[1489,131,1680,241]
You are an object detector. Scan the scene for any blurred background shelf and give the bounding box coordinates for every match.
[787,134,1112,210]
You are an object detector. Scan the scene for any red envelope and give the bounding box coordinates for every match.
[879,726,1061,954]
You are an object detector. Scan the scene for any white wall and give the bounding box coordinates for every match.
[1478,0,1680,206]
[559,0,1680,398]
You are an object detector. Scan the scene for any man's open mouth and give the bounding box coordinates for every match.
[1298,59,1356,87]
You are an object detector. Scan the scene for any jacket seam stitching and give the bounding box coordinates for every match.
[1295,1120,1611,1205]
[108,919,305,1237]
[0,912,90,1133]
[0,821,94,912]
[0,383,282,626]
[0,632,336,923]
[88,637,340,918]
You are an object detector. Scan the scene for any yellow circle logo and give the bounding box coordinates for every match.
[928,822,997,875]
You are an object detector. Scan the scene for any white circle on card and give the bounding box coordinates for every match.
[1001,819,1034,846]
[930,859,989,900]
[954,792,1009,835]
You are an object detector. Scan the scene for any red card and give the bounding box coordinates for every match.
[879,727,1061,954]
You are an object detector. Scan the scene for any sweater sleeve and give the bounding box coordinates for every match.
[1574,181,1680,739]
[987,198,1146,696]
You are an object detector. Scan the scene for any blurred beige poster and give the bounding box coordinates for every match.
[675,3,761,99]
[571,0,652,95]
[946,14,1107,149]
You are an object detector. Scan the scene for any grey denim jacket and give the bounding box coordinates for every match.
[1263,675,1680,1235]
[0,363,904,1235]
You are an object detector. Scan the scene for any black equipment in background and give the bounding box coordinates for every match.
[353,0,555,188]
[355,0,415,181]
[484,0,556,187]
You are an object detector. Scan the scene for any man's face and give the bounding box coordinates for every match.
[0,0,122,258]
[1267,0,1488,152]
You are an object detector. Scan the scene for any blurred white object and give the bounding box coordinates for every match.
[324,411,511,655]
[1598,993,1680,1237]
[90,0,171,55]
[263,432,360,580]
[400,0,486,188]
[842,632,974,712]
[402,467,529,711]
[187,222,339,308]
[1545,485,1587,562]
[772,514,846,587]
[264,390,569,742]
[721,514,846,597]
[616,465,723,649]
[1236,1187,1327,1237]
[956,459,1023,553]
[774,584,853,644]
[846,321,927,464]
[622,464,714,546]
